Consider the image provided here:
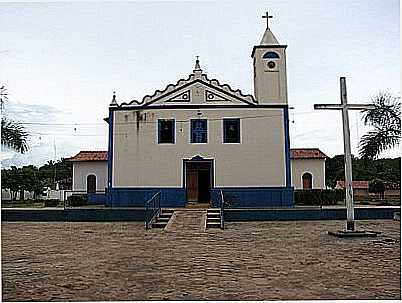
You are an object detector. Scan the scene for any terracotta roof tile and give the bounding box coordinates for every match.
[290,148,327,159]
[336,180,369,189]
[69,151,108,162]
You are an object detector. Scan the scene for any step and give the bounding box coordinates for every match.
[208,215,221,219]
[207,223,221,228]
[207,218,221,222]
[158,214,172,219]
[156,217,170,222]
[161,211,174,215]
[152,222,167,228]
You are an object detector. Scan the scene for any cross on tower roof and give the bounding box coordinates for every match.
[262,11,273,29]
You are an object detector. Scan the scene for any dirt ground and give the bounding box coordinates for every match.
[1,219,400,301]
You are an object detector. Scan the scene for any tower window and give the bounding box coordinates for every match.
[262,51,280,59]
[158,119,175,144]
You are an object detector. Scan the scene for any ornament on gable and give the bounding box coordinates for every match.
[205,90,229,102]
[166,90,191,102]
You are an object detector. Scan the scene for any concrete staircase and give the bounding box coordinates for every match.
[206,208,221,229]
[151,209,174,229]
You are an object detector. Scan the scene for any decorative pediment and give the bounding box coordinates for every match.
[205,90,229,102]
[165,90,191,102]
[117,73,256,108]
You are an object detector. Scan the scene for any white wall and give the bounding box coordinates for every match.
[112,108,287,188]
[291,158,326,189]
[72,161,107,192]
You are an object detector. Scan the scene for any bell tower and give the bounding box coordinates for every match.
[252,12,288,104]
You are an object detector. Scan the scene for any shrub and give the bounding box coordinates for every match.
[295,189,345,205]
[67,194,87,207]
[44,199,60,207]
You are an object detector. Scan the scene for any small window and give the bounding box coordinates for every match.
[191,119,207,143]
[262,51,280,59]
[223,119,240,143]
[158,119,175,144]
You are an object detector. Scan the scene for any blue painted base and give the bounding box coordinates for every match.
[88,193,108,205]
[107,188,186,208]
[106,187,294,208]
[211,187,294,208]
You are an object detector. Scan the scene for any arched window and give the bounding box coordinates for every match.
[302,172,313,189]
[262,51,280,59]
[87,174,96,193]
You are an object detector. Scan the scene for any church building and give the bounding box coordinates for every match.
[70,14,327,207]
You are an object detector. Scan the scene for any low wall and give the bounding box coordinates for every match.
[2,206,398,222]
[224,207,400,221]
[2,208,145,222]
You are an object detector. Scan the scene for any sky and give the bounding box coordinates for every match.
[1,0,400,167]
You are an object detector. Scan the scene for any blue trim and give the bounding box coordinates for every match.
[107,109,114,202]
[88,193,108,205]
[211,187,294,208]
[283,107,292,188]
[107,187,293,208]
[107,188,186,208]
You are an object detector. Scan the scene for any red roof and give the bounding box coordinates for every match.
[290,148,327,159]
[336,180,369,189]
[69,151,108,162]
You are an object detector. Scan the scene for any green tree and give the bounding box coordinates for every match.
[359,92,401,159]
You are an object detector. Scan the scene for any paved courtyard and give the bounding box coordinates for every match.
[2,217,400,301]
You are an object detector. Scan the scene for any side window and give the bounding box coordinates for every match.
[191,119,207,143]
[223,119,240,143]
[158,119,175,144]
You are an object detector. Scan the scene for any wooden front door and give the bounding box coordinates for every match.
[185,161,212,203]
[186,167,198,202]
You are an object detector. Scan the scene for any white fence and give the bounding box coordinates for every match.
[1,188,68,201]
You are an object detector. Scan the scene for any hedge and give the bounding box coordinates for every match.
[295,189,345,205]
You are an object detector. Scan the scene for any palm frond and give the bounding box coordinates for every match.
[359,129,400,159]
[1,118,29,153]
[359,92,401,159]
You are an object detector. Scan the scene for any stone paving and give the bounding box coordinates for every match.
[1,218,400,301]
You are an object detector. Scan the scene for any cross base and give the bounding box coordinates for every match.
[328,230,381,238]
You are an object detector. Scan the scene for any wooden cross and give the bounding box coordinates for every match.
[262,11,273,29]
[314,77,375,231]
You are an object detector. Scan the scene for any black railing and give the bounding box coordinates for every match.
[220,189,225,230]
[145,191,161,229]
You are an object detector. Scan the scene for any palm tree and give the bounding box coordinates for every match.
[1,85,29,153]
[1,118,29,153]
[359,92,401,159]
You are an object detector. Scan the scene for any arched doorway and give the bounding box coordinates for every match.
[87,174,96,193]
[302,172,313,189]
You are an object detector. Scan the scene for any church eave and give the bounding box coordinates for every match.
[116,74,256,108]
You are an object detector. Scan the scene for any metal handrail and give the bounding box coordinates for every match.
[145,191,161,229]
[220,189,225,230]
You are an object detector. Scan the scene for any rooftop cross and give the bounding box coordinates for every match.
[262,11,273,29]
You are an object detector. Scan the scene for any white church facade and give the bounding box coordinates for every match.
[70,17,327,207]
